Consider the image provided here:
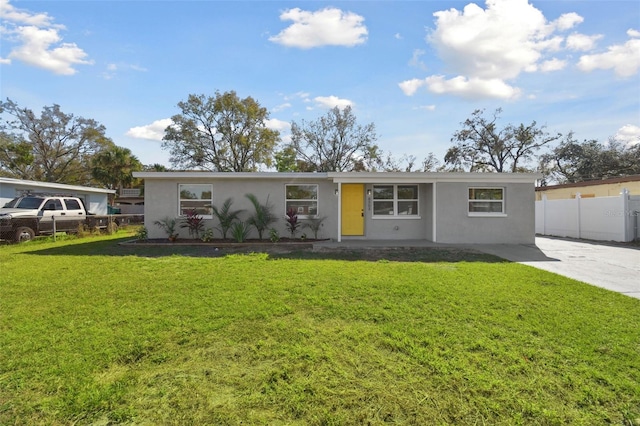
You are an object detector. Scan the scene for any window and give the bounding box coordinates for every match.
[285,184,318,217]
[372,185,419,217]
[179,184,213,217]
[64,198,82,210]
[468,188,505,215]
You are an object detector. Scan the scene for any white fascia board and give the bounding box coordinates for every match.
[133,172,330,180]
[0,177,115,194]
[327,172,542,184]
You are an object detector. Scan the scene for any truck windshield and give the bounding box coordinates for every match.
[3,197,45,209]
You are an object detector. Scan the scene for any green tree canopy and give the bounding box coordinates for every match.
[284,106,379,172]
[0,99,113,184]
[539,133,640,185]
[162,92,280,171]
[91,145,143,196]
[445,108,561,173]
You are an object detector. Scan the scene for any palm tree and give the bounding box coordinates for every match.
[212,198,244,240]
[245,193,276,240]
[91,146,143,204]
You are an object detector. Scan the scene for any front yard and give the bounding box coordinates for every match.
[1,232,639,425]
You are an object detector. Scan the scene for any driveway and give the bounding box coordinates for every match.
[470,237,640,300]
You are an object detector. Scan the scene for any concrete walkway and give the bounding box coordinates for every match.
[314,237,640,299]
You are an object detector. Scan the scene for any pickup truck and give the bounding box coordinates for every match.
[0,195,114,243]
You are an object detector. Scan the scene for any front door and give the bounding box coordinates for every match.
[341,184,364,236]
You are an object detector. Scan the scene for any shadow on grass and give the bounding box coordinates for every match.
[23,236,507,263]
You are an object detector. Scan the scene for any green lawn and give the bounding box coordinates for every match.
[1,232,639,425]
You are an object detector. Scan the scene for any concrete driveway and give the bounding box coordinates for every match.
[470,237,640,300]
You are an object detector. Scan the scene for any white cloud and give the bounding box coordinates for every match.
[0,0,58,27]
[265,118,290,132]
[415,105,436,111]
[314,95,353,109]
[628,29,640,38]
[102,62,148,80]
[566,33,602,51]
[0,56,10,64]
[551,12,583,31]
[540,58,566,72]
[271,103,292,113]
[409,49,427,70]
[577,34,640,77]
[269,7,367,48]
[425,75,521,100]
[398,78,426,96]
[126,118,173,141]
[0,0,91,75]
[615,124,640,146]
[394,33,403,40]
[399,0,600,100]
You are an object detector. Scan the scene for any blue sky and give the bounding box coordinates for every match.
[1,0,639,169]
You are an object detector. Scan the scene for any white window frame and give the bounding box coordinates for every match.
[178,184,213,218]
[468,187,506,217]
[372,184,420,219]
[285,184,318,218]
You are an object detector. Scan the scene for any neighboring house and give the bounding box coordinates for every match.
[0,177,114,215]
[134,171,540,244]
[114,188,145,215]
[536,175,640,200]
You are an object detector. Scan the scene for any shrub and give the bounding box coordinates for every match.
[230,221,252,243]
[201,228,214,242]
[154,217,178,240]
[180,209,205,239]
[269,227,279,243]
[212,198,243,240]
[246,193,277,240]
[284,208,300,239]
[135,226,148,240]
[303,216,326,240]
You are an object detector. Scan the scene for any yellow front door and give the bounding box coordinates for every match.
[341,184,364,236]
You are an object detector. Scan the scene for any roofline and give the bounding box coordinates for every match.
[133,172,329,179]
[133,171,541,183]
[536,174,640,191]
[328,172,541,183]
[0,177,115,194]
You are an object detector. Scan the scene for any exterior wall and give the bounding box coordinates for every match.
[436,182,536,244]
[144,177,339,240]
[355,183,433,240]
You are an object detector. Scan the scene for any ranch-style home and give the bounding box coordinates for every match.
[133,171,541,244]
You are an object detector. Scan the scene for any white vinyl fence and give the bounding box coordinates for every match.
[536,189,640,242]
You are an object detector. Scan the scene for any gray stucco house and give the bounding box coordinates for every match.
[0,177,114,215]
[133,171,541,244]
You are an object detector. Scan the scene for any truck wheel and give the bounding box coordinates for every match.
[15,227,35,243]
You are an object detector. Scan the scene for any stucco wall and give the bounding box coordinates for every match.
[435,182,536,244]
[144,177,339,240]
[356,183,433,240]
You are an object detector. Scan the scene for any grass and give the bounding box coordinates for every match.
[1,231,639,425]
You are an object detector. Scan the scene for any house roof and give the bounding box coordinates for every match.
[0,177,115,194]
[535,174,640,192]
[133,171,541,184]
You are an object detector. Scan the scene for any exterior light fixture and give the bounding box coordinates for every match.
[367,189,372,196]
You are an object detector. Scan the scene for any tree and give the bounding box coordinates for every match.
[0,99,113,184]
[539,133,640,184]
[91,145,143,202]
[445,108,561,173]
[376,152,440,172]
[0,133,34,179]
[285,106,379,172]
[162,92,280,171]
